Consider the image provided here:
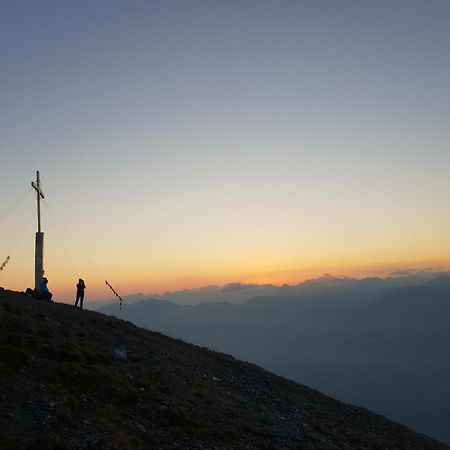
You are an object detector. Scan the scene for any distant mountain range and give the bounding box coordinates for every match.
[98,273,450,445]
[90,271,450,307]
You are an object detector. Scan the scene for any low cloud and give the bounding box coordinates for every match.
[389,268,448,278]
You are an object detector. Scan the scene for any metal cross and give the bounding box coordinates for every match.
[31,171,45,232]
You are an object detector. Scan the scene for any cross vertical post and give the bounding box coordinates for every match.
[31,171,45,290]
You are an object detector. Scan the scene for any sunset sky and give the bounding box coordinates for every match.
[1,1,449,301]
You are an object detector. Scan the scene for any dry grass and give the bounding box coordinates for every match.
[0,288,446,450]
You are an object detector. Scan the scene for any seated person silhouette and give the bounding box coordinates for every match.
[37,277,52,301]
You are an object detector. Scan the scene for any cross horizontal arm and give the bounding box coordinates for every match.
[31,181,45,199]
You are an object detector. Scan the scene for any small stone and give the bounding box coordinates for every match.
[112,349,128,362]
[129,353,142,362]
[44,316,62,327]
[135,423,146,433]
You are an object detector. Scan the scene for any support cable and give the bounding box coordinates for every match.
[0,188,33,222]
[1,210,36,274]
[42,200,105,280]
[40,200,143,325]
[42,199,125,309]
[43,201,79,279]
[8,210,36,256]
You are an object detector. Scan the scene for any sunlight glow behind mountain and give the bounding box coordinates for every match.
[0,1,449,300]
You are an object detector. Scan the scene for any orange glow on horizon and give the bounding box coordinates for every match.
[15,257,447,304]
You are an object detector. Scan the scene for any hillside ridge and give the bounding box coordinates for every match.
[0,288,447,450]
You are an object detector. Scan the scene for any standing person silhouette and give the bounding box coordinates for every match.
[75,278,86,309]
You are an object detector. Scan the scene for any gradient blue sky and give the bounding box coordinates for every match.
[1,1,449,300]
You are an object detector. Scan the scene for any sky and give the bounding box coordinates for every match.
[0,0,449,301]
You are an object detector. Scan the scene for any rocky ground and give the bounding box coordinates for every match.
[0,287,448,450]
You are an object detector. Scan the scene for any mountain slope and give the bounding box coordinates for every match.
[0,288,447,450]
[99,286,450,444]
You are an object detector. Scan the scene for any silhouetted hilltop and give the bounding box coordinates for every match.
[0,288,448,450]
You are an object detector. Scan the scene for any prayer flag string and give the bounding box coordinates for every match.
[0,256,10,273]
[105,280,123,309]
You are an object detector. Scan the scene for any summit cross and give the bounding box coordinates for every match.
[31,171,45,290]
[31,170,45,233]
